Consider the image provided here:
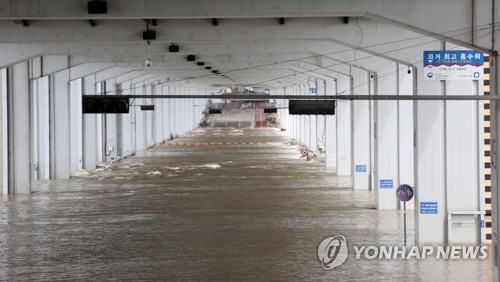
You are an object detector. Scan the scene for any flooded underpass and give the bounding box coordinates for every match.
[0,127,492,281]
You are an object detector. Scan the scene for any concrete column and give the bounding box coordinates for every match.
[189,88,195,130]
[154,84,164,144]
[8,62,32,193]
[352,67,371,189]
[118,80,133,157]
[134,82,146,150]
[398,67,415,209]
[184,88,189,132]
[104,80,118,161]
[82,75,98,170]
[374,63,399,209]
[69,78,83,172]
[325,79,337,169]
[282,96,289,132]
[184,88,191,133]
[414,45,483,244]
[163,86,171,140]
[178,88,184,134]
[303,85,311,147]
[34,77,50,179]
[0,69,7,194]
[50,70,71,179]
[300,85,306,144]
[444,79,481,243]
[144,84,154,147]
[414,42,446,244]
[288,86,293,134]
[316,81,326,156]
[170,87,178,137]
[336,76,352,177]
[292,85,297,139]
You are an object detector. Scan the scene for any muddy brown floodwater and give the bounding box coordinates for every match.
[0,127,492,281]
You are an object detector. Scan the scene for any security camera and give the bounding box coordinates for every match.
[145,58,152,67]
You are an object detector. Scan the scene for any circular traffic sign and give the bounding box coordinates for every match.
[396,184,414,202]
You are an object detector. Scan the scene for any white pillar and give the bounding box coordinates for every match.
[8,62,32,193]
[352,68,371,189]
[82,75,98,170]
[398,67,415,209]
[444,79,481,243]
[154,83,164,144]
[135,82,146,150]
[144,84,154,147]
[325,79,337,169]
[162,85,171,140]
[171,87,178,137]
[50,70,71,179]
[119,80,134,156]
[34,77,50,179]
[104,80,118,160]
[0,69,7,194]
[163,84,169,140]
[69,79,83,171]
[336,75,352,177]
[414,42,446,244]
[374,63,399,209]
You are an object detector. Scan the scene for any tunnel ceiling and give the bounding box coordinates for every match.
[0,0,490,90]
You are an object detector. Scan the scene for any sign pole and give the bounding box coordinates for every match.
[404,201,407,246]
[396,184,413,246]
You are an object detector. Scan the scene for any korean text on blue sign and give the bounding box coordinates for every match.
[420,202,438,214]
[423,50,484,80]
[380,179,393,189]
[356,165,366,173]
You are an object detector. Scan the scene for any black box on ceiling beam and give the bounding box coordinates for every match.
[208,109,222,114]
[264,107,278,113]
[143,30,156,40]
[288,100,335,115]
[169,44,179,52]
[141,105,155,111]
[88,1,108,14]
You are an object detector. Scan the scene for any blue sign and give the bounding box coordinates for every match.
[380,179,393,189]
[356,165,367,173]
[423,50,484,80]
[424,50,483,67]
[311,87,317,94]
[420,202,438,214]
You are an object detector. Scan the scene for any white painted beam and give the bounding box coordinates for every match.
[0,0,486,51]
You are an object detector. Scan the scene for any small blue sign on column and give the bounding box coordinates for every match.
[356,165,367,173]
[420,202,438,214]
[380,179,393,189]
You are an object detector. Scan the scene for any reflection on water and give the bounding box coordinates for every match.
[0,128,491,281]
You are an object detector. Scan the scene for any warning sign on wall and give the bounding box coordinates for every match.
[423,50,484,80]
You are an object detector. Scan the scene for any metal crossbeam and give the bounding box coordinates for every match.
[121,94,499,100]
